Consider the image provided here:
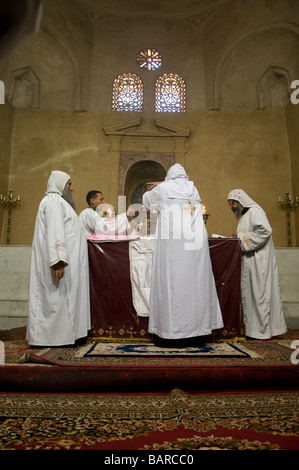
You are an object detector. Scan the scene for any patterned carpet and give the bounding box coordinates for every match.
[1,327,299,394]
[0,389,298,450]
[1,326,298,367]
[1,328,299,451]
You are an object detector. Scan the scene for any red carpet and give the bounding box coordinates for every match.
[0,327,298,452]
[0,389,298,451]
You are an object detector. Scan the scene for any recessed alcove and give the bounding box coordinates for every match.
[103,117,190,210]
[124,159,167,207]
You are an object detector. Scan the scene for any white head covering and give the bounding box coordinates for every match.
[228,189,261,209]
[164,164,200,201]
[46,170,71,196]
[165,163,189,181]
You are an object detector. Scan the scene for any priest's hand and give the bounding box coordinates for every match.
[144,181,162,191]
[52,261,65,280]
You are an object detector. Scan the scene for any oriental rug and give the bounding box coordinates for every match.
[1,327,298,368]
[0,389,298,451]
[1,327,299,394]
[83,341,252,358]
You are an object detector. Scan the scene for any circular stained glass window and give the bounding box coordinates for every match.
[137,49,162,71]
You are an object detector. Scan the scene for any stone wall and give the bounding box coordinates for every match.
[0,0,298,246]
[1,106,293,247]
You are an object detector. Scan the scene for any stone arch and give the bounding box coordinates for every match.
[2,26,80,110]
[214,23,299,110]
[124,158,167,208]
[118,151,175,204]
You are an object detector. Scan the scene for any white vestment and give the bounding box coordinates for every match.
[142,164,223,340]
[79,207,100,235]
[228,189,287,339]
[26,171,91,346]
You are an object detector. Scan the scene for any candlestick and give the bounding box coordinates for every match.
[201,204,209,225]
[0,189,21,244]
[278,192,298,247]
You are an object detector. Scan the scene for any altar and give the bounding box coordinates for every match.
[87,237,244,342]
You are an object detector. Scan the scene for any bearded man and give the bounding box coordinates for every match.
[228,189,287,340]
[26,170,91,346]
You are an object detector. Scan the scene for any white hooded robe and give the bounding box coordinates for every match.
[26,170,91,346]
[228,189,287,339]
[142,164,223,339]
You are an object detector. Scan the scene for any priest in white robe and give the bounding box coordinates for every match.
[79,190,105,235]
[142,163,223,340]
[228,189,287,340]
[26,170,91,346]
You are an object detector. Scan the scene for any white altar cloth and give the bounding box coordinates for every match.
[129,237,155,317]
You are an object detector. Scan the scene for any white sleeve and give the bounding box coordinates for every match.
[238,208,272,252]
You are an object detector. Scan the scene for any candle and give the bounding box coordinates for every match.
[202,205,207,215]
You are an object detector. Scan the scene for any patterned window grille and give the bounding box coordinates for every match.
[155,73,186,112]
[112,73,143,111]
[136,49,162,71]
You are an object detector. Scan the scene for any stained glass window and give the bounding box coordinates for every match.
[112,73,143,112]
[155,73,186,112]
[137,49,162,71]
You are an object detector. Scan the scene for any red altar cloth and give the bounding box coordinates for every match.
[87,238,244,341]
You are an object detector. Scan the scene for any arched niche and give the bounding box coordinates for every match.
[214,26,299,110]
[10,66,40,108]
[119,152,175,208]
[258,66,290,108]
[124,159,167,207]
[104,118,189,210]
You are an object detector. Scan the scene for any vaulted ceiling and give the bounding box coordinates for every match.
[1,0,298,111]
